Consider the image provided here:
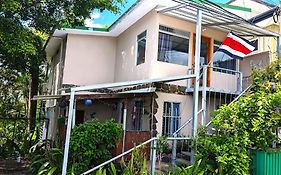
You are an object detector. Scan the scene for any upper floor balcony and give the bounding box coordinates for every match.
[186,65,243,95]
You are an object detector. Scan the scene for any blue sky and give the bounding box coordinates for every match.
[84,0,279,28]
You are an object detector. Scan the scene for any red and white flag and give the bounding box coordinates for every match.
[218,32,256,60]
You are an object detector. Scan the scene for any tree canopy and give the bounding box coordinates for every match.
[0,0,125,132]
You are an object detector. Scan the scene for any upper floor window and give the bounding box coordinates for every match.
[213,40,237,71]
[136,31,147,65]
[158,25,189,66]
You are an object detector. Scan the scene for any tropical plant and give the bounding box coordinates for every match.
[122,146,150,175]
[29,140,63,175]
[154,136,168,169]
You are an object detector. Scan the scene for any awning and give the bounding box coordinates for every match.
[157,0,279,37]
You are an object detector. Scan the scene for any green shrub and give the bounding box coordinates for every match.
[70,119,122,174]
[195,60,281,175]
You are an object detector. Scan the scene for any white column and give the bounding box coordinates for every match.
[191,9,202,163]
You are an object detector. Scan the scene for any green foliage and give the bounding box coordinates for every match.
[0,0,125,134]
[122,147,150,175]
[29,140,63,175]
[195,59,281,175]
[0,68,30,158]
[167,159,207,175]
[93,147,150,175]
[155,136,168,166]
[70,119,122,174]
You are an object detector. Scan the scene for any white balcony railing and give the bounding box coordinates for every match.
[186,65,243,95]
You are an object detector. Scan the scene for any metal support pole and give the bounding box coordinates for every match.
[151,139,157,175]
[191,9,202,163]
[202,65,207,126]
[62,90,75,175]
[277,36,281,59]
[121,101,127,161]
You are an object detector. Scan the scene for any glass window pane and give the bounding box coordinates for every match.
[158,32,189,66]
[137,31,147,65]
[213,40,237,71]
[162,102,180,136]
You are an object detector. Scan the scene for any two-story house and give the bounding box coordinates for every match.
[38,0,279,149]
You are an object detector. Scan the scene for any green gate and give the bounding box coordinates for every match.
[251,150,281,175]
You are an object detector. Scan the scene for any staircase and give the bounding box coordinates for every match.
[81,65,251,174]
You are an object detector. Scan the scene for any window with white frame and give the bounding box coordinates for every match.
[213,40,237,72]
[136,31,147,65]
[158,25,189,66]
[162,102,181,136]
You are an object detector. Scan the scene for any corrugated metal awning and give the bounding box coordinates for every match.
[157,0,279,37]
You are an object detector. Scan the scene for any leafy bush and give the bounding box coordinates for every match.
[70,119,122,174]
[195,60,281,175]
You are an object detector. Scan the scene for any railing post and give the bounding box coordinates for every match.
[239,72,243,92]
[122,101,127,161]
[202,65,207,126]
[62,89,75,175]
[151,139,157,175]
[171,134,177,166]
[187,69,192,89]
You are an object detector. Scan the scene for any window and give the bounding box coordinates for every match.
[132,101,143,131]
[162,102,180,136]
[136,31,147,65]
[158,25,189,66]
[213,40,237,71]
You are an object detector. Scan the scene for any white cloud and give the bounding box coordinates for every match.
[84,11,104,28]
[84,19,104,28]
[90,12,101,19]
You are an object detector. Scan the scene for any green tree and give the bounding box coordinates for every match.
[0,0,125,132]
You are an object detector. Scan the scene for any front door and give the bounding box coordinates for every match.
[193,35,211,86]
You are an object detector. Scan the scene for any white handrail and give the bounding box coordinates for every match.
[82,138,156,175]
[81,137,191,175]
[206,84,252,127]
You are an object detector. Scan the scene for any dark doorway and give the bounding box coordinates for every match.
[75,110,85,125]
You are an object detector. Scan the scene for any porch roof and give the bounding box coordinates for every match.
[157,0,279,37]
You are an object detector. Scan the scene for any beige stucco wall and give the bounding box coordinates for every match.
[63,34,117,86]
[155,92,193,137]
[114,10,159,82]
[239,51,271,77]
[76,100,119,122]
